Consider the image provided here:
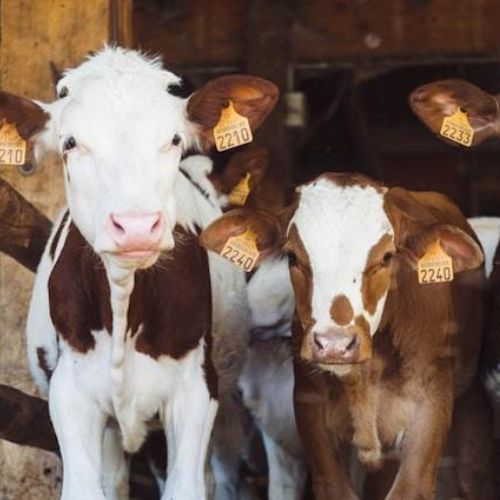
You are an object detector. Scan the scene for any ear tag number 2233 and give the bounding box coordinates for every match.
[220,229,260,272]
[440,108,474,147]
[0,121,26,165]
[417,241,454,285]
[214,101,253,152]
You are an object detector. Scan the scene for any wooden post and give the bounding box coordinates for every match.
[244,0,294,210]
[0,1,111,495]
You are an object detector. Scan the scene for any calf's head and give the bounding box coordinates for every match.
[201,173,483,372]
[0,48,277,269]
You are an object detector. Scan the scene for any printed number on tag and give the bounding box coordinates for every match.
[417,241,454,285]
[220,229,259,272]
[440,108,474,147]
[0,121,26,165]
[214,101,253,152]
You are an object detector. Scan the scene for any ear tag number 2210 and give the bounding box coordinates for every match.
[0,120,26,165]
[417,241,454,285]
[214,101,253,152]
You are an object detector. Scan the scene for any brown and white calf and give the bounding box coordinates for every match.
[0,47,277,500]
[201,172,494,499]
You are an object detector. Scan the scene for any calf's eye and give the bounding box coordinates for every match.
[172,134,182,146]
[63,137,77,152]
[287,250,298,267]
[382,251,394,265]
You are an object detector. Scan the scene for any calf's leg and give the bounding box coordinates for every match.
[102,424,130,500]
[386,388,452,500]
[294,363,358,500]
[49,357,107,500]
[261,428,307,500]
[162,356,218,500]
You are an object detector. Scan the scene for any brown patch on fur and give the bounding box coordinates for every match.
[361,233,394,315]
[36,347,53,382]
[49,223,111,353]
[49,210,69,260]
[49,223,216,401]
[355,315,372,361]
[286,224,313,338]
[330,295,354,326]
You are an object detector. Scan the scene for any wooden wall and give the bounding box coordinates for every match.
[0,1,111,497]
[134,0,500,69]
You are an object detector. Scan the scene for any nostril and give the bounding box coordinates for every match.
[345,336,358,352]
[110,215,125,234]
[151,214,162,233]
[313,334,325,352]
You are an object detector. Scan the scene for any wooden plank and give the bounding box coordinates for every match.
[0,1,111,496]
[134,0,500,67]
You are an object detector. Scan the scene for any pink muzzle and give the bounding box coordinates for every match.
[106,211,164,257]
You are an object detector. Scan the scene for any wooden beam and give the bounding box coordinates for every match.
[0,179,52,272]
[244,0,294,210]
[0,385,58,453]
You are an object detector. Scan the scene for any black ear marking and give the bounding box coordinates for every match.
[167,77,194,98]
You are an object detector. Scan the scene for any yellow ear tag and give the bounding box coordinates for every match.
[214,100,253,152]
[228,172,251,206]
[0,120,27,165]
[417,241,454,285]
[439,108,474,147]
[220,228,260,272]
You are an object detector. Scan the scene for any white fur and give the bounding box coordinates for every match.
[26,49,249,499]
[247,257,294,338]
[240,258,306,500]
[290,178,393,337]
[467,216,500,278]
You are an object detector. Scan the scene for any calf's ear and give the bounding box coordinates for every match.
[0,91,50,140]
[409,79,500,147]
[187,75,278,150]
[401,223,484,273]
[199,208,284,263]
[216,145,269,196]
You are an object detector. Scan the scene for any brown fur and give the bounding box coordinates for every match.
[0,91,50,140]
[48,222,217,396]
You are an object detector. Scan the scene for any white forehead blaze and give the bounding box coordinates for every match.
[289,177,394,335]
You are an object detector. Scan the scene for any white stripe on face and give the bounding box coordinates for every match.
[289,176,394,337]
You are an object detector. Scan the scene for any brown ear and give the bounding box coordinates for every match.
[219,145,269,195]
[409,79,500,147]
[200,208,284,263]
[187,75,278,150]
[0,91,50,140]
[401,223,484,273]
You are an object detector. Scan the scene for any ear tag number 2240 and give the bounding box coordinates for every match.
[220,229,259,272]
[214,101,253,152]
[417,241,454,285]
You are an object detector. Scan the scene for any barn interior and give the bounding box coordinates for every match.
[133,0,500,215]
[1,1,500,498]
